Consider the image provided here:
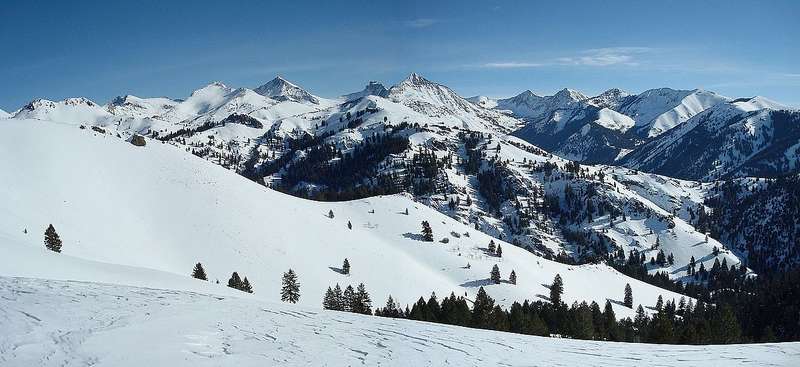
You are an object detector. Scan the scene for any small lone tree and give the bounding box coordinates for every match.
[241,277,253,293]
[490,264,501,284]
[624,283,633,308]
[488,240,496,254]
[281,269,300,303]
[347,221,352,230]
[496,244,502,257]
[509,270,517,285]
[328,210,335,218]
[227,272,242,290]
[550,274,564,306]
[404,208,409,215]
[342,258,351,275]
[44,224,62,253]
[421,221,434,242]
[192,262,207,281]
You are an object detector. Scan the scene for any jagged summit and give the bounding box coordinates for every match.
[254,76,319,104]
[342,81,388,101]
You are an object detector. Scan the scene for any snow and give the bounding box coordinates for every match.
[594,108,635,132]
[1,119,688,319]
[3,276,798,367]
[617,88,728,138]
[0,108,10,119]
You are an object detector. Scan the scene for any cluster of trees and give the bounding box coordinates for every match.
[322,283,372,314]
[191,263,301,303]
[371,275,748,344]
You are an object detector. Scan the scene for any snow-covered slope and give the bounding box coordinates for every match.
[3,276,798,367]
[620,97,800,180]
[616,88,729,138]
[13,97,113,124]
[254,76,332,106]
[386,73,523,132]
[0,108,10,119]
[341,81,388,101]
[0,119,687,318]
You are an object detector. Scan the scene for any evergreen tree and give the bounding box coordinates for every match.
[488,240,496,253]
[332,284,345,311]
[328,210,335,218]
[550,274,564,306]
[281,269,300,303]
[421,221,434,241]
[353,283,372,314]
[227,272,242,290]
[490,264,501,284]
[624,283,633,308]
[509,270,517,285]
[192,262,207,281]
[496,244,502,257]
[44,224,62,253]
[655,295,664,311]
[347,221,352,230]
[342,258,351,275]
[323,286,337,310]
[471,287,495,329]
[241,277,253,293]
[604,300,618,340]
[343,285,356,312]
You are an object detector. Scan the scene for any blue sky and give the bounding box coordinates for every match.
[1,0,798,111]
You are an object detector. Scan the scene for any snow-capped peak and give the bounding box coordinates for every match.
[254,76,320,104]
[730,96,786,112]
[191,81,233,97]
[341,81,388,101]
[553,88,588,103]
[587,88,631,108]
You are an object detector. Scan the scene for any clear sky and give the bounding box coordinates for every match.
[1,0,798,111]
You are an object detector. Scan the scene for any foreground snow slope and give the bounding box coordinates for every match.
[0,119,687,317]
[1,277,798,367]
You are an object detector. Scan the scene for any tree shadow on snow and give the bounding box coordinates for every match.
[402,232,425,241]
[459,278,512,287]
[329,267,347,275]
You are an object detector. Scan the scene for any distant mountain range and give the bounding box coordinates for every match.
[3,73,797,274]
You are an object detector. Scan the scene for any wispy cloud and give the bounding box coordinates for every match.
[403,18,438,29]
[481,47,656,69]
[482,62,545,69]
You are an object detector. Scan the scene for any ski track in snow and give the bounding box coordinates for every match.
[1,277,798,367]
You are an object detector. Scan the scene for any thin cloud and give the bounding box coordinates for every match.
[482,62,545,69]
[481,47,656,69]
[403,18,438,29]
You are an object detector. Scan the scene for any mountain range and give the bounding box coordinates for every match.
[2,73,798,274]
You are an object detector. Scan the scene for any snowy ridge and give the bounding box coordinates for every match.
[386,73,523,132]
[620,97,800,180]
[341,81,389,101]
[0,119,688,319]
[2,276,798,367]
[254,76,326,105]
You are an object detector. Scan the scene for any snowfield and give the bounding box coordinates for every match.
[2,276,798,367]
[0,119,685,319]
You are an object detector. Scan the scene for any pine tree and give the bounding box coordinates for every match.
[550,274,564,306]
[490,264,501,284]
[655,295,664,311]
[343,285,355,312]
[471,287,495,329]
[509,270,517,285]
[328,210,335,218]
[241,277,253,293]
[281,269,300,303]
[624,283,633,308]
[421,221,433,241]
[496,244,502,257]
[488,240,496,253]
[192,262,207,281]
[227,272,242,290]
[353,283,372,315]
[323,286,337,310]
[342,258,351,275]
[332,284,345,311]
[44,224,62,253]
